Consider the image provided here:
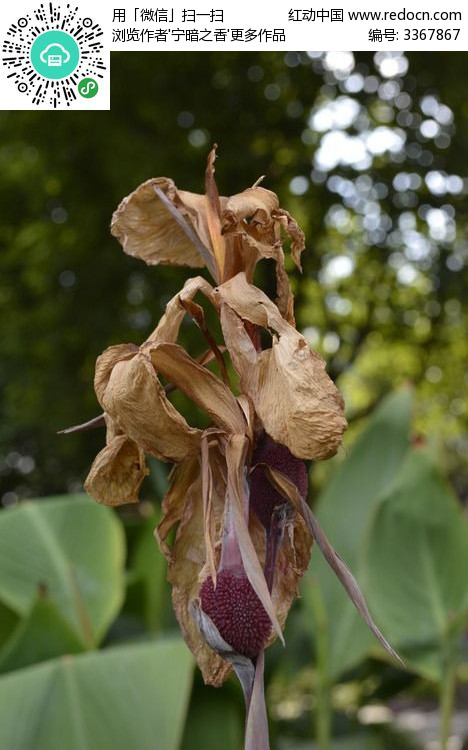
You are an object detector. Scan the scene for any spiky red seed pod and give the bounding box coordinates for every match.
[200,570,271,659]
[250,433,308,528]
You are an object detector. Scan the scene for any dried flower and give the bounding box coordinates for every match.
[67,147,399,750]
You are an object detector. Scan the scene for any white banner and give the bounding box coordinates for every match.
[1,0,466,110]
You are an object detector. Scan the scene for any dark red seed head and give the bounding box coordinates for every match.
[250,433,308,528]
[200,570,271,659]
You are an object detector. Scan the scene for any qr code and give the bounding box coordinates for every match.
[1,3,106,107]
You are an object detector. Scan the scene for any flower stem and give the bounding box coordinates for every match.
[439,629,460,750]
[306,582,332,750]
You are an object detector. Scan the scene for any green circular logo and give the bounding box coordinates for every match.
[78,77,98,98]
[30,30,80,80]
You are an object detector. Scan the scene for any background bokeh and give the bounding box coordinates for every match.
[0,51,466,750]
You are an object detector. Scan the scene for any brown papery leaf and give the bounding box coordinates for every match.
[217,274,347,460]
[201,435,217,586]
[275,209,306,272]
[205,146,226,281]
[84,435,148,506]
[225,435,283,642]
[146,341,246,435]
[270,514,312,633]
[146,275,216,344]
[111,178,211,270]
[264,465,403,665]
[101,351,201,462]
[94,344,139,406]
[169,470,231,686]
[155,454,200,559]
[224,186,279,226]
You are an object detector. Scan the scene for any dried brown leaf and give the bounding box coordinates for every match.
[146,341,246,435]
[169,471,231,686]
[224,187,279,226]
[275,209,305,271]
[101,351,201,461]
[201,435,217,585]
[264,465,403,665]
[146,275,216,344]
[94,344,139,406]
[205,146,226,280]
[111,178,210,269]
[155,454,200,559]
[248,511,312,642]
[217,274,347,460]
[84,434,148,506]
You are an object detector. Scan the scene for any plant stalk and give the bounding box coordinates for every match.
[439,630,459,750]
[307,582,332,750]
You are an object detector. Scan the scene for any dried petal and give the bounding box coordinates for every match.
[146,341,246,435]
[101,351,201,461]
[84,434,148,506]
[155,455,199,559]
[217,273,347,460]
[274,209,305,271]
[147,275,216,344]
[94,344,139,406]
[205,146,226,280]
[111,178,209,269]
[201,435,217,584]
[168,470,231,686]
[224,187,279,226]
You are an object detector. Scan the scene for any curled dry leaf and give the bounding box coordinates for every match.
[94,343,139,405]
[100,351,201,462]
[147,275,216,344]
[145,342,245,435]
[217,273,347,460]
[166,455,232,687]
[263,464,403,665]
[110,178,209,270]
[84,434,148,507]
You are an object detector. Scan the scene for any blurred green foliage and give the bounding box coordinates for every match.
[0,52,467,503]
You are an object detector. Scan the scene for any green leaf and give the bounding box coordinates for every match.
[181,679,243,750]
[0,494,125,647]
[0,601,19,646]
[315,389,412,565]
[0,637,194,750]
[128,508,172,632]
[302,390,412,678]
[364,447,468,677]
[0,589,86,674]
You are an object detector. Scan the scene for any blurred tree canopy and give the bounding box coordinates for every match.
[0,51,466,503]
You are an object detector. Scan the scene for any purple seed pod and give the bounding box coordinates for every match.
[200,570,272,659]
[250,433,308,528]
